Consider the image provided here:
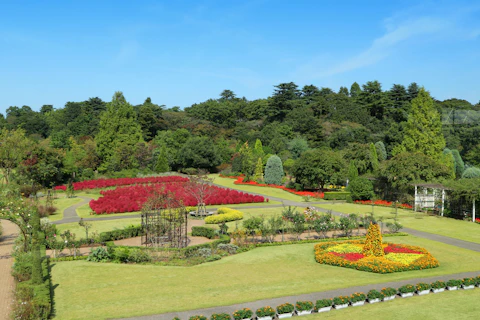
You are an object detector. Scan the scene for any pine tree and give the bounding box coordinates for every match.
[95,92,143,172]
[253,157,264,182]
[348,160,359,182]
[369,143,379,172]
[264,155,284,185]
[253,139,265,161]
[155,145,170,173]
[401,88,445,160]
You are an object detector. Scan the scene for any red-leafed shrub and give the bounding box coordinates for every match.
[89,183,265,214]
[54,176,188,191]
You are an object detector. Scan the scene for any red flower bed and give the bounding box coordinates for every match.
[225,176,324,199]
[475,218,480,224]
[354,199,413,210]
[54,176,188,191]
[384,244,423,254]
[89,183,265,214]
[329,252,365,261]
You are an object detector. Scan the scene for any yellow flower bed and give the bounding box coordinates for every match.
[314,240,439,274]
[205,208,243,224]
[384,253,424,265]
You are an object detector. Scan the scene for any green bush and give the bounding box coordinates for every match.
[323,192,350,200]
[99,224,143,242]
[128,248,152,263]
[191,226,216,239]
[347,177,374,200]
[205,208,243,224]
[264,155,284,185]
[87,247,110,262]
[12,251,33,282]
[113,247,131,263]
[182,235,230,257]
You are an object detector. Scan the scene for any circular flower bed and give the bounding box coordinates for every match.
[314,240,439,273]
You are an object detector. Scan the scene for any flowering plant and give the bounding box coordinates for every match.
[333,296,350,305]
[462,277,476,286]
[255,306,275,317]
[232,308,252,320]
[476,276,480,285]
[276,303,294,314]
[381,287,397,297]
[431,281,446,289]
[367,289,383,300]
[295,301,313,311]
[350,292,366,302]
[416,283,431,291]
[446,279,462,287]
[398,284,415,293]
[189,316,207,320]
[210,314,231,320]
[315,299,332,309]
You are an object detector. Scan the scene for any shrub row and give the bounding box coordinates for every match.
[98,224,144,242]
[205,208,243,224]
[323,192,351,200]
[192,226,216,239]
[186,276,480,320]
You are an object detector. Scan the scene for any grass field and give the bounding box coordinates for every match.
[56,218,141,238]
[307,289,480,320]
[210,174,309,202]
[51,235,480,320]
[46,197,84,222]
[316,203,480,244]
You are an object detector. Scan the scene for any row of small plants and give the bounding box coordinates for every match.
[184,276,480,320]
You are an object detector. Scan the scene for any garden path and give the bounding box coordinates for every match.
[0,220,19,320]
[120,271,480,320]
[53,196,93,225]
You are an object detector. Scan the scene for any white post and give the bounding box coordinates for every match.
[414,185,417,212]
[441,189,445,217]
[473,199,476,223]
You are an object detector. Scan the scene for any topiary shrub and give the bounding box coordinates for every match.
[264,155,284,185]
[462,167,480,178]
[205,208,243,224]
[348,177,374,201]
[362,222,384,257]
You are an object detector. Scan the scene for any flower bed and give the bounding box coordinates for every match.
[354,199,413,210]
[314,240,439,273]
[55,176,188,191]
[225,176,324,199]
[89,184,265,214]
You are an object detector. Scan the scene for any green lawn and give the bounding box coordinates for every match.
[316,203,480,244]
[56,218,141,239]
[46,197,84,222]
[307,289,480,320]
[210,174,309,202]
[52,235,480,320]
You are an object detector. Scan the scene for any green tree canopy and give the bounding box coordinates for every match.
[264,155,284,185]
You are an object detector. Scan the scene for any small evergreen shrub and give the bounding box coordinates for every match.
[191,226,216,239]
[264,155,284,185]
[87,247,110,262]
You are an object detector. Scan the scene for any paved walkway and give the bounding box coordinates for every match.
[117,271,480,320]
[52,196,93,225]
[0,220,19,320]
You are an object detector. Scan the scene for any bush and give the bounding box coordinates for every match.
[87,247,110,262]
[256,306,275,317]
[191,226,216,239]
[128,248,152,263]
[398,284,415,293]
[99,224,143,242]
[190,316,207,320]
[217,243,239,254]
[348,177,374,201]
[12,251,33,282]
[295,301,313,311]
[233,308,253,320]
[37,205,58,218]
[210,313,231,320]
[332,296,350,305]
[431,280,446,289]
[386,221,403,233]
[447,279,462,287]
[113,247,131,263]
[196,248,212,258]
[367,289,383,300]
[416,282,431,291]
[381,287,397,297]
[315,299,333,309]
[276,303,294,314]
[205,208,243,224]
[264,155,284,185]
[182,235,231,257]
[323,192,350,200]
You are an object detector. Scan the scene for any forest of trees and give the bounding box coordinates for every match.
[1,80,479,203]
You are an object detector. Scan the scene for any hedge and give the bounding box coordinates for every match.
[182,235,231,257]
[192,226,216,239]
[323,192,350,200]
[99,224,144,242]
[205,208,243,224]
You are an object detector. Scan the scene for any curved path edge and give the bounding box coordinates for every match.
[116,271,480,320]
[0,220,19,320]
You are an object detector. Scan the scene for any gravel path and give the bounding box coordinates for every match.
[0,220,19,320]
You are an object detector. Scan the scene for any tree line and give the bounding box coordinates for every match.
[1,80,479,202]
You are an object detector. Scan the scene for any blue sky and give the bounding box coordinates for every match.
[1,0,479,114]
